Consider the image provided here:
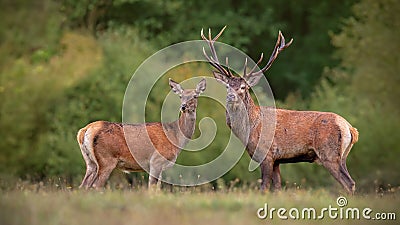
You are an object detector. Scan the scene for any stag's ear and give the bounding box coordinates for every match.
[169,78,184,96]
[244,74,262,87]
[195,78,206,94]
[213,71,229,85]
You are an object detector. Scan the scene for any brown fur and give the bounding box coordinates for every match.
[204,27,358,194]
[78,79,206,189]
[220,77,359,194]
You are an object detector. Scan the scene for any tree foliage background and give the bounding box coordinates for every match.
[0,0,398,191]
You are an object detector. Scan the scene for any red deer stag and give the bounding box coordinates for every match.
[201,27,358,194]
[77,78,206,189]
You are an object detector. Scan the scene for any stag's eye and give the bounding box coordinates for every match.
[240,85,246,90]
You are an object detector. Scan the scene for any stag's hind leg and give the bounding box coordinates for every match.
[320,159,355,194]
[339,163,355,193]
[272,163,282,190]
[339,146,355,194]
[315,119,355,194]
[340,141,356,194]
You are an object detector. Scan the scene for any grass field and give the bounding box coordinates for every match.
[0,181,398,225]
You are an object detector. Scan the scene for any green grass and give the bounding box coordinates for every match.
[0,182,399,225]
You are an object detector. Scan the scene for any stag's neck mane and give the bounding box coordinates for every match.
[226,91,260,144]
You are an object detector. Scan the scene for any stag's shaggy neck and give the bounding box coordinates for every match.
[226,91,260,145]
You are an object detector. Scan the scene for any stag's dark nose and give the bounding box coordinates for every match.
[181,103,187,111]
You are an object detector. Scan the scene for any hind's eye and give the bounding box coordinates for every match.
[240,85,246,90]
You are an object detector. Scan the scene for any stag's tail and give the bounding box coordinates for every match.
[341,124,358,160]
[349,127,359,144]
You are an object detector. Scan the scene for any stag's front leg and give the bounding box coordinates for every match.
[272,163,282,191]
[260,158,274,192]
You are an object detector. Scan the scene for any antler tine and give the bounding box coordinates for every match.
[201,26,232,77]
[265,31,282,65]
[200,28,206,40]
[225,56,233,77]
[243,57,248,77]
[250,31,293,77]
[202,47,217,67]
[244,53,264,78]
[278,31,293,50]
[201,27,221,65]
[213,25,226,41]
[201,38,229,76]
[202,46,227,75]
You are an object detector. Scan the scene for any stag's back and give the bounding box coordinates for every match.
[253,107,358,161]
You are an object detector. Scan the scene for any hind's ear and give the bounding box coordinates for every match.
[169,78,184,96]
[196,78,206,94]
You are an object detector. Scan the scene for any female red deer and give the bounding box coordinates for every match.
[202,27,358,194]
[77,78,206,189]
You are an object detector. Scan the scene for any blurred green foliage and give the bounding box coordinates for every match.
[61,0,356,99]
[0,0,399,191]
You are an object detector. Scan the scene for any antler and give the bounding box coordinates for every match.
[243,31,293,79]
[201,27,293,79]
[201,26,233,77]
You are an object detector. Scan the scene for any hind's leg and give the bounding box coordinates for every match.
[148,165,162,187]
[79,146,97,189]
[91,158,117,189]
[80,165,97,189]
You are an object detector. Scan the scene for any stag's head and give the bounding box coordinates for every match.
[201,26,292,107]
[169,78,206,113]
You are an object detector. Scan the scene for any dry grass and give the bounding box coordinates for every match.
[0,182,399,225]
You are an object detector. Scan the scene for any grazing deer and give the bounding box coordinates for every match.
[202,27,358,194]
[77,78,206,189]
